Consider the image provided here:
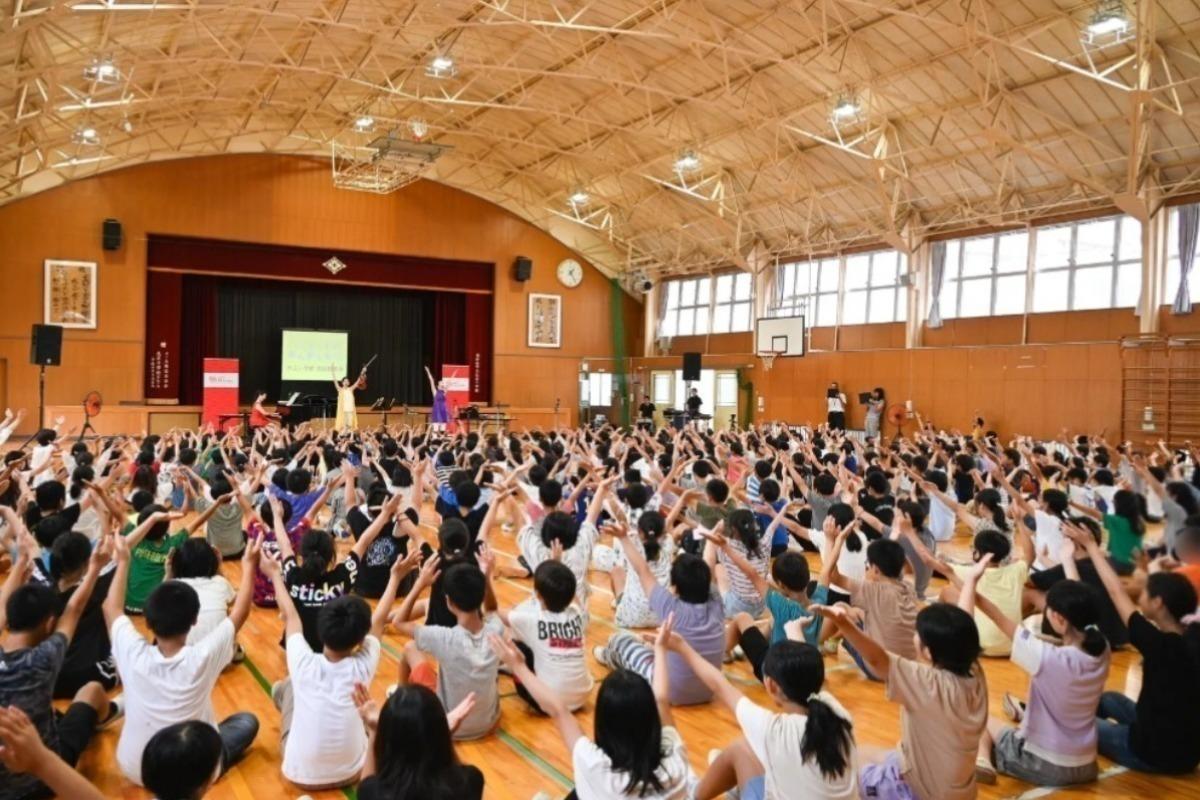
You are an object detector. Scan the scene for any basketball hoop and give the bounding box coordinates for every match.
[758,351,781,371]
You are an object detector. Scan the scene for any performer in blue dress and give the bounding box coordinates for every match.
[425,366,450,432]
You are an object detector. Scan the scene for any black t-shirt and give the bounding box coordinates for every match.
[281,552,360,651]
[357,765,483,800]
[859,491,895,518]
[424,549,478,628]
[1030,560,1129,647]
[1127,612,1200,772]
[348,506,409,599]
[36,563,115,695]
[26,502,82,530]
[685,395,702,413]
[638,402,656,419]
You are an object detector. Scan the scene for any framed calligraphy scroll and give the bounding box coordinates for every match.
[527,293,562,348]
[44,259,97,329]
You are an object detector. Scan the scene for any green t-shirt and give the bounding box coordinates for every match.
[125,530,188,612]
[1104,513,1142,567]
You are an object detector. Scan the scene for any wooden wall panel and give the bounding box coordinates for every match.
[0,154,638,429]
[1159,307,1200,335]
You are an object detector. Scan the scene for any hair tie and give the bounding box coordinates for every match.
[1084,624,1100,633]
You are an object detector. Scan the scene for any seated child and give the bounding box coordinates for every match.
[391,556,504,740]
[122,506,187,614]
[502,561,593,712]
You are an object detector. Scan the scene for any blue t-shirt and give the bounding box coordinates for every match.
[766,584,828,645]
[758,499,788,549]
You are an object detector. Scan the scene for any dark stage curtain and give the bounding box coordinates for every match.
[210,280,437,405]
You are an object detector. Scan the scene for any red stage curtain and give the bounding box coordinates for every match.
[179,275,219,405]
[433,292,466,380]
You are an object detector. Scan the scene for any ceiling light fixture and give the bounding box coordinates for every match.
[353,115,375,133]
[568,187,590,207]
[83,56,121,84]
[120,117,133,133]
[1086,0,1130,38]
[72,126,101,146]
[831,94,862,123]
[674,149,702,175]
[426,54,457,78]
[409,118,429,140]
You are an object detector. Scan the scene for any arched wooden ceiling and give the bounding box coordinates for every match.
[3,0,1200,277]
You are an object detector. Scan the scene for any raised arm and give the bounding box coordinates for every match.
[103,533,132,631]
[1066,524,1138,625]
[350,495,399,560]
[663,617,741,712]
[261,551,302,640]
[813,603,890,678]
[490,635,583,751]
[610,522,660,600]
[227,534,262,632]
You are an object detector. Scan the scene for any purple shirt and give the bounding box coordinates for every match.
[648,585,725,705]
[1012,627,1110,766]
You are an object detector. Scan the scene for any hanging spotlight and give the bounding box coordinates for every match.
[1084,0,1131,41]
[72,126,101,146]
[353,115,375,133]
[673,149,702,175]
[567,186,590,208]
[830,94,862,123]
[408,118,429,140]
[120,116,133,133]
[426,54,457,78]
[83,56,121,84]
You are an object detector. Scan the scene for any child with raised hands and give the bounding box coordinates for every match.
[490,616,699,800]
[813,598,987,800]
[709,522,833,682]
[1066,523,1200,774]
[593,520,724,706]
[956,538,1110,787]
[389,550,504,740]
[663,615,858,800]
[260,542,416,791]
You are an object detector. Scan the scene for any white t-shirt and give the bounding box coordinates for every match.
[736,696,858,800]
[927,495,956,542]
[111,615,236,784]
[1032,510,1065,571]
[518,521,598,607]
[571,725,696,800]
[30,444,55,486]
[508,597,593,710]
[282,633,381,786]
[806,527,867,589]
[827,394,845,413]
[179,576,236,645]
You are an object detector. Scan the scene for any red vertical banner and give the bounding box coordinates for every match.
[202,358,239,431]
[144,271,183,399]
[442,364,469,433]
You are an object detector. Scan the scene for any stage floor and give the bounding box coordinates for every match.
[42,403,567,435]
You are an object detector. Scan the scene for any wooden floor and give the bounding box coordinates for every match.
[69,511,1200,800]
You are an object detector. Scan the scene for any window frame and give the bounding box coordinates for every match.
[712,273,754,333]
[840,249,908,325]
[772,257,840,327]
[939,229,1030,320]
[1031,215,1141,312]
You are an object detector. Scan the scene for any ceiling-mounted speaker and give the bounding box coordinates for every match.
[514,256,532,282]
[102,218,122,251]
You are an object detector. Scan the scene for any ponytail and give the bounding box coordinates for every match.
[1080,624,1108,659]
[298,530,335,583]
[1045,580,1109,658]
[638,511,666,563]
[801,692,854,780]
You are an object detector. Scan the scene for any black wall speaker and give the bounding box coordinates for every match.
[30,324,63,366]
[514,256,533,282]
[102,218,122,251]
[682,352,702,382]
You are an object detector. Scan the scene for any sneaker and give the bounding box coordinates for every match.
[1002,692,1026,723]
[231,643,246,664]
[99,695,125,729]
[270,680,286,710]
[592,646,611,669]
[731,644,746,661]
[974,757,997,785]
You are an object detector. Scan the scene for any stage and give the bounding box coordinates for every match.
[44,403,569,436]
